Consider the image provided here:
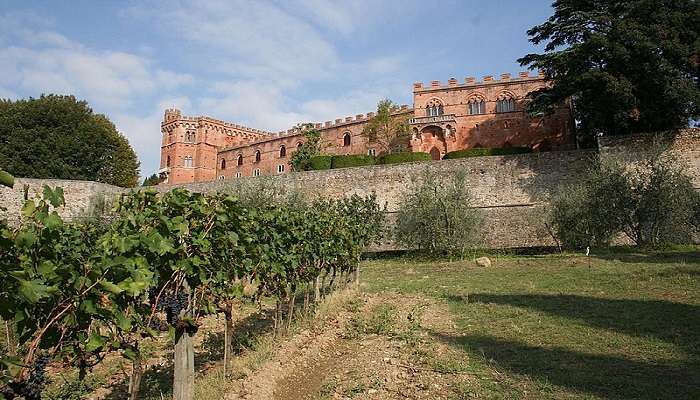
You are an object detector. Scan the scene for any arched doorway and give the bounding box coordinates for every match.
[430,147,441,160]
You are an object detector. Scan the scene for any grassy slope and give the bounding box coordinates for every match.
[361,250,700,400]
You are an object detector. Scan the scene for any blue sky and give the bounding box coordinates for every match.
[0,0,555,177]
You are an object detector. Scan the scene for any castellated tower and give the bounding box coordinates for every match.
[159,108,270,184]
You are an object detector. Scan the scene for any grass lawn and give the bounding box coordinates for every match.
[361,249,700,400]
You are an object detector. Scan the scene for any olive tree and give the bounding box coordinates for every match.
[394,170,480,255]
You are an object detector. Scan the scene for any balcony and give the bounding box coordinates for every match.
[408,114,456,125]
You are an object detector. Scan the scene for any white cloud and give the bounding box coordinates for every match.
[128,0,339,82]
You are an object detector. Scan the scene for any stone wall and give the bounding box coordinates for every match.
[2,128,697,249]
[0,178,123,225]
[159,150,595,248]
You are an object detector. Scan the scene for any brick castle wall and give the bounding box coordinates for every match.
[162,72,575,184]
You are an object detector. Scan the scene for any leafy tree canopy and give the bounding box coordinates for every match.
[142,173,160,186]
[0,95,140,187]
[519,0,700,139]
[290,123,322,171]
[361,99,410,154]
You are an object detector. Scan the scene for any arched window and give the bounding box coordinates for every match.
[166,155,171,167]
[343,132,351,147]
[425,98,444,117]
[279,145,286,157]
[253,168,261,177]
[277,164,285,174]
[297,142,303,148]
[468,97,486,115]
[184,156,193,168]
[237,154,243,166]
[255,150,261,163]
[220,158,226,170]
[185,131,196,143]
[496,94,516,113]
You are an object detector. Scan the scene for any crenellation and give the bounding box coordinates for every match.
[160,71,573,184]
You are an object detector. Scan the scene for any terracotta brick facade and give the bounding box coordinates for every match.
[159,72,574,184]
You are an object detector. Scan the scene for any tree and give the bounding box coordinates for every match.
[141,174,160,186]
[394,170,480,256]
[361,99,410,154]
[519,0,700,140]
[0,95,140,187]
[290,124,322,171]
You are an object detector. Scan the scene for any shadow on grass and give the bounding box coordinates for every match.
[593,250,700,264]
[104,360,173,400]
[198,308,276,367]
[454,294,700,358]
[104,308,276,399]
[431,332,700,400]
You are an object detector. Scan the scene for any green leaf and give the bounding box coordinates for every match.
[44,212,63,229]
[21,201,36,217]
[18,279,50,304]
[42,186,65,208]
[99,280,123,294]
[123,348,139,361]
[85,332,106,352]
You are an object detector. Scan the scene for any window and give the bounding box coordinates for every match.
[343,132,351,147]
[185,131,196,143]
[277,164,285,174]
[220,158,226,170]
[297,142,303,148]
[468,99,486,115]
[183,156,193,168]
[237,154,243,166]
[255,150,261,163]
[279,145,286,157]
[235,172,242,178]
[218,175,225,180]
[367,149,376,156]
[496,98,515,113]
[253,168,261,177]
[425,99,444,117]
[166,155,171,167]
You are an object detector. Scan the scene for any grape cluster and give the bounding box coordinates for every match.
[0,355,50,400]
[160,292,188,325]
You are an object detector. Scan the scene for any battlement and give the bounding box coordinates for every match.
[413,71,545,92]
[161,110,275,137]
[315,105,411,130]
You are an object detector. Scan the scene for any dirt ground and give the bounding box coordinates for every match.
[223,290,473,400]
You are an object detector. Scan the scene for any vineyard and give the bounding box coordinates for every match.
[0,186,384,400]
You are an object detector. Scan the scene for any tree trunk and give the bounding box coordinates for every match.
[354,264,360,287]
[286,292,295,332]
[303,283,310,314]
[313,275,321,303]
[173,328,195,400]
[128,356,143,400]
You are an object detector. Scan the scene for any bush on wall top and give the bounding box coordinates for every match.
[443,147,532,160]
[309,155,333,170]
[379,152,431,165]
[330,154,377,169]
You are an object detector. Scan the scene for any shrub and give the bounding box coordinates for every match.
[550,152,700,248]
[308,155,332,170]
[443,147,531,160]
[330,154,376,169]
[378,152,431,165]
[549,160,631,248]
[394,170,480,255]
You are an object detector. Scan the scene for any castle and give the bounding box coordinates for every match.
[159,71,574,184]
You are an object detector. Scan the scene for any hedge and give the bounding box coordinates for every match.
[308,155,333,170]
[379,152,432,165]
[330,154,377,169]
[443,147,531,160]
